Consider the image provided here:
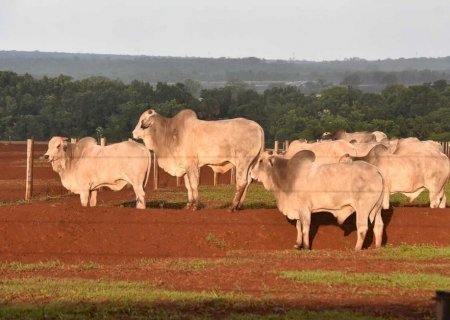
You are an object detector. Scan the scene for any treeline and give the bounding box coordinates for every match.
[1,51,450,86]
[1,71,450,145]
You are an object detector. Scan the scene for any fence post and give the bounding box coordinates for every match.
[213,172,218,186]
[100,137,107,146]
[274,140,279,154]
[25,138,34,201]
[153,151,158,190]
[70,138,78,144]
[284,140,290,151]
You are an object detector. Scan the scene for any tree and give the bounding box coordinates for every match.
[341,73,362,87]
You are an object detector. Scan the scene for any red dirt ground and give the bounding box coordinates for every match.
[1,142,449,319]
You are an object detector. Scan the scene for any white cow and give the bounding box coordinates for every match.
[44,137,151,209]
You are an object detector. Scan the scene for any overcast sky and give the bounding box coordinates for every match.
[1,0,449,61]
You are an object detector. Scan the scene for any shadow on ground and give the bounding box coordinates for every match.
[0,299,433,319]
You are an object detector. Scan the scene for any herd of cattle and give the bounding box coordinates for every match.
[43,109,450,250]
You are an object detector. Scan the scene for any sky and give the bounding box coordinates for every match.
[1,0,449,61]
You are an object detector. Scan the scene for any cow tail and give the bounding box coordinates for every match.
[258,126,265,159]
[143,150,151,188]
[251,126,265,171]
[369,172,384,224]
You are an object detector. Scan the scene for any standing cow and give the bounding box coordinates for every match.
[322,130,386,143]
[251,151,384,250]
[44,137,151,209]
[354,143,449,209]
[132,109,265,211]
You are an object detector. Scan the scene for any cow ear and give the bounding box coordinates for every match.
[62,138,68,151]
[141,110,156,129]
[339,154,352,163]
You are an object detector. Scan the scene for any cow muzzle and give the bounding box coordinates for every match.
[132,129,144,140]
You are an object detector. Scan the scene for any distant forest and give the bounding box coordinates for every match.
[1,51,450,93]
[1,70,450,144]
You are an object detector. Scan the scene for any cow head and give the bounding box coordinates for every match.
[132,109,157,150]
[44,136,69,172]
[321,132,332,140]
[251,152,276,191]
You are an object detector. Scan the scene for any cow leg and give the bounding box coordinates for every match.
[373,211,384,249]
[133,185,146,209]
[79,191,89,207]
[355,211,368,251]
[301,212,311,250]
[89,190,98,207]
[186,168,200,210]
[236,179,252,210]
[439,193,447,208]
[183,174,193,209]
[382,185,390,209]
[429,187,445,209]
[230,166,249,211]
[294,219,302,249]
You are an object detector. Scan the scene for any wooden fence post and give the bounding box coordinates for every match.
[70,138,78,144]
[153,151,158,190]
[100,137,107,146]
[274,140,279,154]
[213,172,218,186]
[284,140,289,151]
[25,138,34,201]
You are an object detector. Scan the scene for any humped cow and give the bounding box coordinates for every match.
[251,150,384,250]
[322,130,386,143]
[387,137,443,154]
[354,143,450,209]
[44,137,151,209]
[284,139,375,164]
[132,109,264,211]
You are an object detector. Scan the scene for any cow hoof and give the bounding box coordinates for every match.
[184,203,192,210]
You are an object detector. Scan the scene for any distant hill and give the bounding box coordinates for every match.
[1,50,450,92]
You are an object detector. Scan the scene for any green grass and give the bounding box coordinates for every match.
[390,183,450,207]
[139,257,158,267]
[72,261,101,270]
[378,245,450,260]
[0,278,387,320]
[121,184,277,209]
[0,261,63,272]
[280,270,450,291]
[0,261,106,272]
[205,232,229,248]
[227,310,386,320]
[121,182,450,210]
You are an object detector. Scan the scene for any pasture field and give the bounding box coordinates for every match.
[0,142,449,319]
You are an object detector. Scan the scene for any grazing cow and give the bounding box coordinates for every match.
[132,109,264,211]
[44,137,151,209]
[251,151,384,250]
[355,143,450,209]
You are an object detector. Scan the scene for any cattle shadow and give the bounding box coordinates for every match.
[288,208,394,249]
[120,200,187,209]
[0,300,431,320]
